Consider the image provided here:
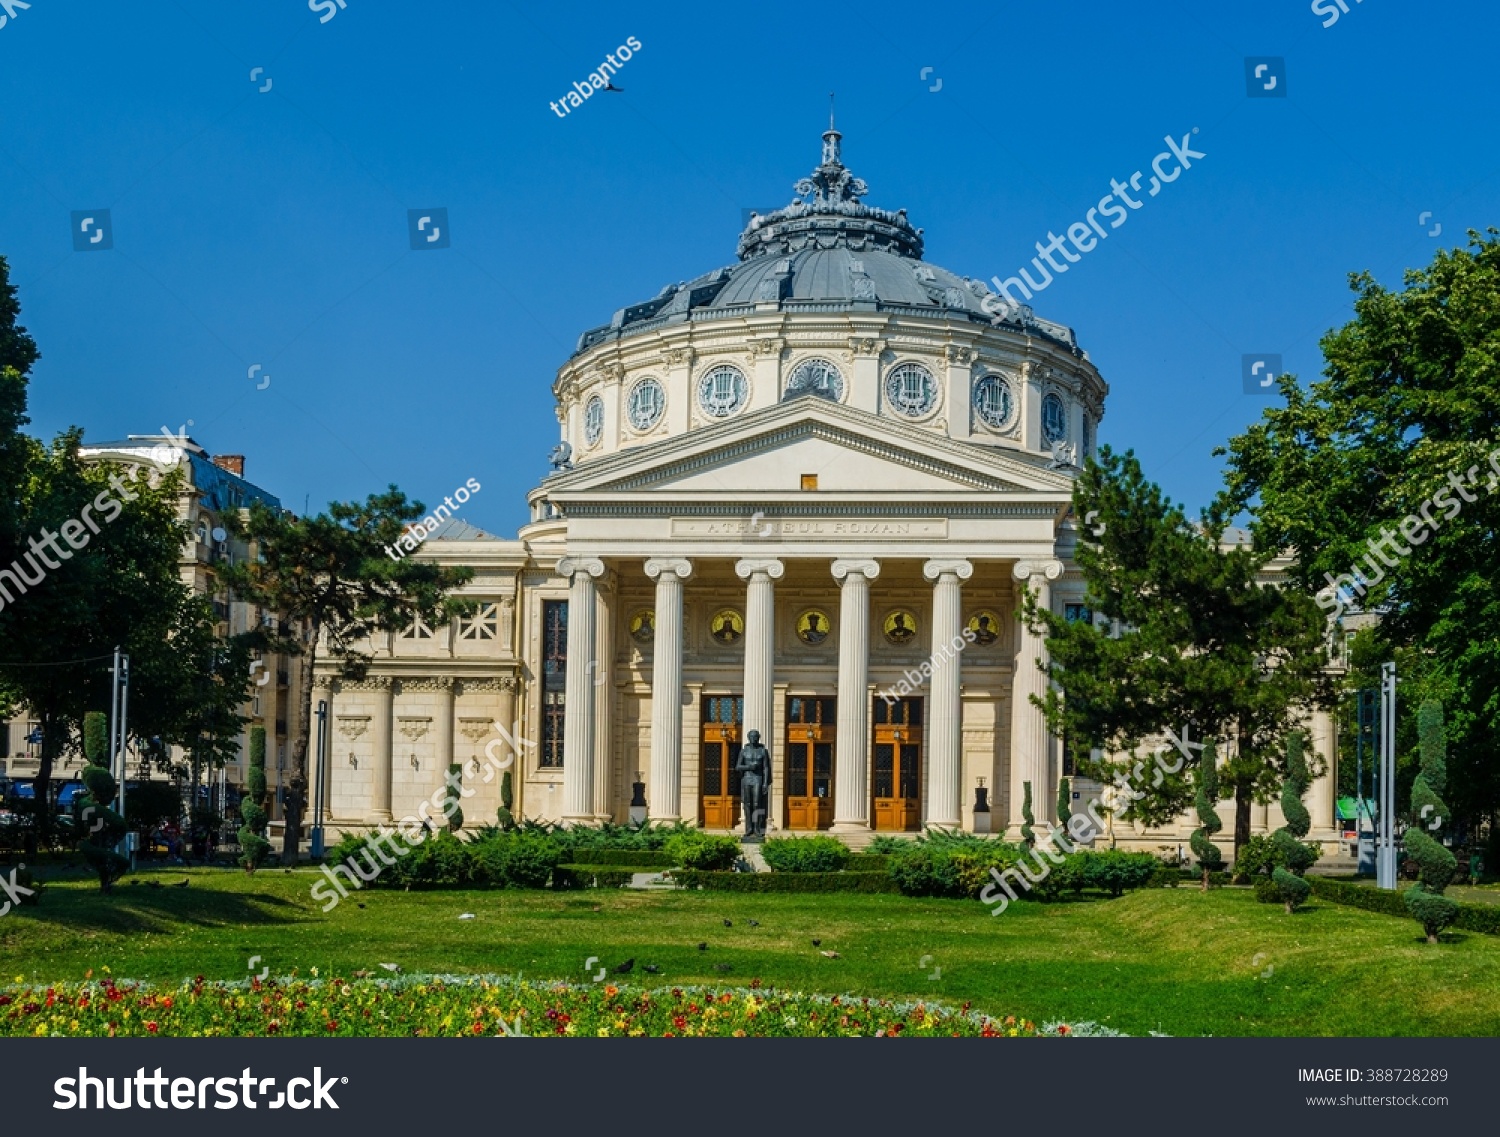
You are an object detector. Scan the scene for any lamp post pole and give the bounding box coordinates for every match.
[311,699,328,859]
[1377,662,1398,890]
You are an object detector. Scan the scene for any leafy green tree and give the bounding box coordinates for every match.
[221,493,474,860]
[1404,700,1459,943]
[76,711,128,891]
[1191,742,1225,890]
[1026,447,1334,857]
[1271,733,1318,913]
[1221,232,1500,833]
[239,725,271,872]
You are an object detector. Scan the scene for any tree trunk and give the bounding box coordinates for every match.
[32,708,58,845]
[281,620,320,862]
[1233,785,1252,864]
[1200,866,1209,892]
[1284,902,1294,915]
[1427,933,1438,945]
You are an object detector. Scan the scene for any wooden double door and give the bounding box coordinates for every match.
[784,696,835,830]
[873,697,923,831]
[699,695,743,830]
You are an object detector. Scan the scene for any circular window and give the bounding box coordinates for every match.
[583,395,604,446]
[972,375,1015,431]
[626,377,666,431]
[697,365,750,418]
[784,357,844,402]
[1041,393,1068,446]
[884,362,938,418]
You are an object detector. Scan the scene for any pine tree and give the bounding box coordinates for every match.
[238,725,271,872]
[1403,700,1459,943]
[1271,733,1318,913]
[1191,741,1225,890]
[76,711,129,891]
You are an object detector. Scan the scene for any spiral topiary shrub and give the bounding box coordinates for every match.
[1056,776,1072,840]
[1020,781,1036,849]
[1271,733,1318,913]
[443,763,465,832]
[1190,740,1225,890]
[1403,700,1459,943]
[76,711,129,891]
[238,725,272,873]
[496,770,516,830]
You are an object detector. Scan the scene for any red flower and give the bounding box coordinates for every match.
[1057,1024,1070,1036]
[145,1021,159,1034]
[326,1021,339,1032]
[0,995,10,1006]
[673,1016,686,1030]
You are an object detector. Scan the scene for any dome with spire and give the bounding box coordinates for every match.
[574,125,1083,358]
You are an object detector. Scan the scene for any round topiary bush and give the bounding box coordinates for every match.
[664,831,742,872]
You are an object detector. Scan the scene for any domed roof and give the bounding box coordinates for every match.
[573,125,1083,358]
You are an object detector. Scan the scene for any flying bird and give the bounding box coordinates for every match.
[604,82,624,93]
[811,939,821,947]
[613,958,635,974]
[357,903,366,909]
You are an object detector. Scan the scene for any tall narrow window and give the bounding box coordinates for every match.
[541,599,568,767]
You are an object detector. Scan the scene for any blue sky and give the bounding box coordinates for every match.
[1,0,1494,534]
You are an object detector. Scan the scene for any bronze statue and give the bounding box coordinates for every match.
[736,729,771,838]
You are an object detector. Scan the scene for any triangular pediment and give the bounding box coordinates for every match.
[545,399,1073,500]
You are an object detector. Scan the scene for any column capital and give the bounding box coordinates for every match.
[557,555,606,580]
[831,558,880,583]
[645,557,694,582]
[923,558,973,583]
[735,557,785,581]
[1012,558,1064,583]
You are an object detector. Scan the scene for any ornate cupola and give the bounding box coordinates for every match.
[735,119,925,261]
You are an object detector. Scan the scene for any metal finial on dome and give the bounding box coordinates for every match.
[829,91,835,131]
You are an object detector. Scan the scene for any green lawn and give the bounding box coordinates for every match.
[4,866,1499,1036]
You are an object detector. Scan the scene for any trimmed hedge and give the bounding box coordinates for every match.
[553,864,653,890]
[670,870,898,893]
[846,853,892,871]
[566,849,677,868]
[761,835,851,873]
[1307,877,1500,936]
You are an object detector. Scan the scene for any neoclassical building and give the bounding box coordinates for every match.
[316,127,1339,850]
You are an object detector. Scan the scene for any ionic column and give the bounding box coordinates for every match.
[1009,559,1062,835]
[592,571,615,822]
[831,559,879,831]
[645,557,693,821]
[923,559,973,828]
[367,677,395,823]
[735,558,784,751]
[1307,706,1338,841]
[558,555,605,823]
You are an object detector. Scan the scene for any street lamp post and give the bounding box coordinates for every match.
[311,699,328,859]
[1377,662,1398,889]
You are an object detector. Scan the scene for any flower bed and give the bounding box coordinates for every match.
[0,974,1113,1038]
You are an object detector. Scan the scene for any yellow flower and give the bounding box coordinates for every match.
[597,1028,610,1037]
